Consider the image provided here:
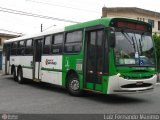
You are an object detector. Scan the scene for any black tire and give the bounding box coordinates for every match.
[67,74,83,96]
[17,68,25,84]
[13,68,17,81]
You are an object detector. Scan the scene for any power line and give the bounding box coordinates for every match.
[26,0,99,13]
[42,24,56,31]
[0,6,80,23]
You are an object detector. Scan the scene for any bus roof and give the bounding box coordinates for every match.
[4,17,150,44]
[65,17,151,31]
[4,28,64,43]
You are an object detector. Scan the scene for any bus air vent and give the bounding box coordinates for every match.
[121,83,152,88]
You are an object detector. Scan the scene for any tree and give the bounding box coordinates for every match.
[152,33,160,72]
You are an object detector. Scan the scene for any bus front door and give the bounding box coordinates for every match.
[85,30,104,92]
[33,38,43,80]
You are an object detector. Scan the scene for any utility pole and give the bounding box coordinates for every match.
[41,24,43,32]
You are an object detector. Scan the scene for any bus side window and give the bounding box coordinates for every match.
[17,41,25,55]
[51,33,63,54]
[43,36,51,54]
[25,39,33,55]
[11,42,17,55]
[64,30,82,53]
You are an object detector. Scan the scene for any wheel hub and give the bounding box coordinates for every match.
[70,79,79,91]
[18,73,21,81]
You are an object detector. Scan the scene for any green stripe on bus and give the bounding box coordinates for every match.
[41,67,62,72]
[9,65,33,69]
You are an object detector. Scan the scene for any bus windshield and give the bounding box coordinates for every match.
[114,31,155,67]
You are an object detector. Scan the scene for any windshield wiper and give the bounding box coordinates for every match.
[121,32,136,52]
[138,38,143,54]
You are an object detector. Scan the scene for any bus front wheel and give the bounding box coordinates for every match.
[67,74,83,96]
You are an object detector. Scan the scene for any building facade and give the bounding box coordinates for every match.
[102,7,160,34]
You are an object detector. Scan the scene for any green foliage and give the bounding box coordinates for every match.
[152,33,160,71]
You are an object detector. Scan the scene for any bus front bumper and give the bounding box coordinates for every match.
[107,74,157,94]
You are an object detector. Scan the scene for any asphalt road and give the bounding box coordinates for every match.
[0,74,160,114]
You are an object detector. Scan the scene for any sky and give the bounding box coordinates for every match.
[0,0,160,35]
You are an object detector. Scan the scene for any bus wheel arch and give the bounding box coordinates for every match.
[66,70,83,96]
[66,70,78,86]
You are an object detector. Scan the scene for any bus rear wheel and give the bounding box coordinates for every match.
[13,68,17,81]
[67,74,83,96]
[17,69,25,84]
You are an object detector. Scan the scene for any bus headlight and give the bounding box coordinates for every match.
[117,73,121,77]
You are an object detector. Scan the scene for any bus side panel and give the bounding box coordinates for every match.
[41,55,62,85]
[102,76,109,94]
[19,56,33,79]
[10,56,33,79]
[62,54,83,89]
[23,68,33,79]
[10,56,19,74]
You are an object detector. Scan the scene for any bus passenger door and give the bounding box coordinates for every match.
[33,38,43,80]
[85,30,105,92]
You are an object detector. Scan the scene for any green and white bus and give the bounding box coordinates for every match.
[2,17,157,96]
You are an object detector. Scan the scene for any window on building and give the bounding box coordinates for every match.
[137,17,145,21]
[143,18,145,22]
[158,21,160,30]
[148,19,154,28]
